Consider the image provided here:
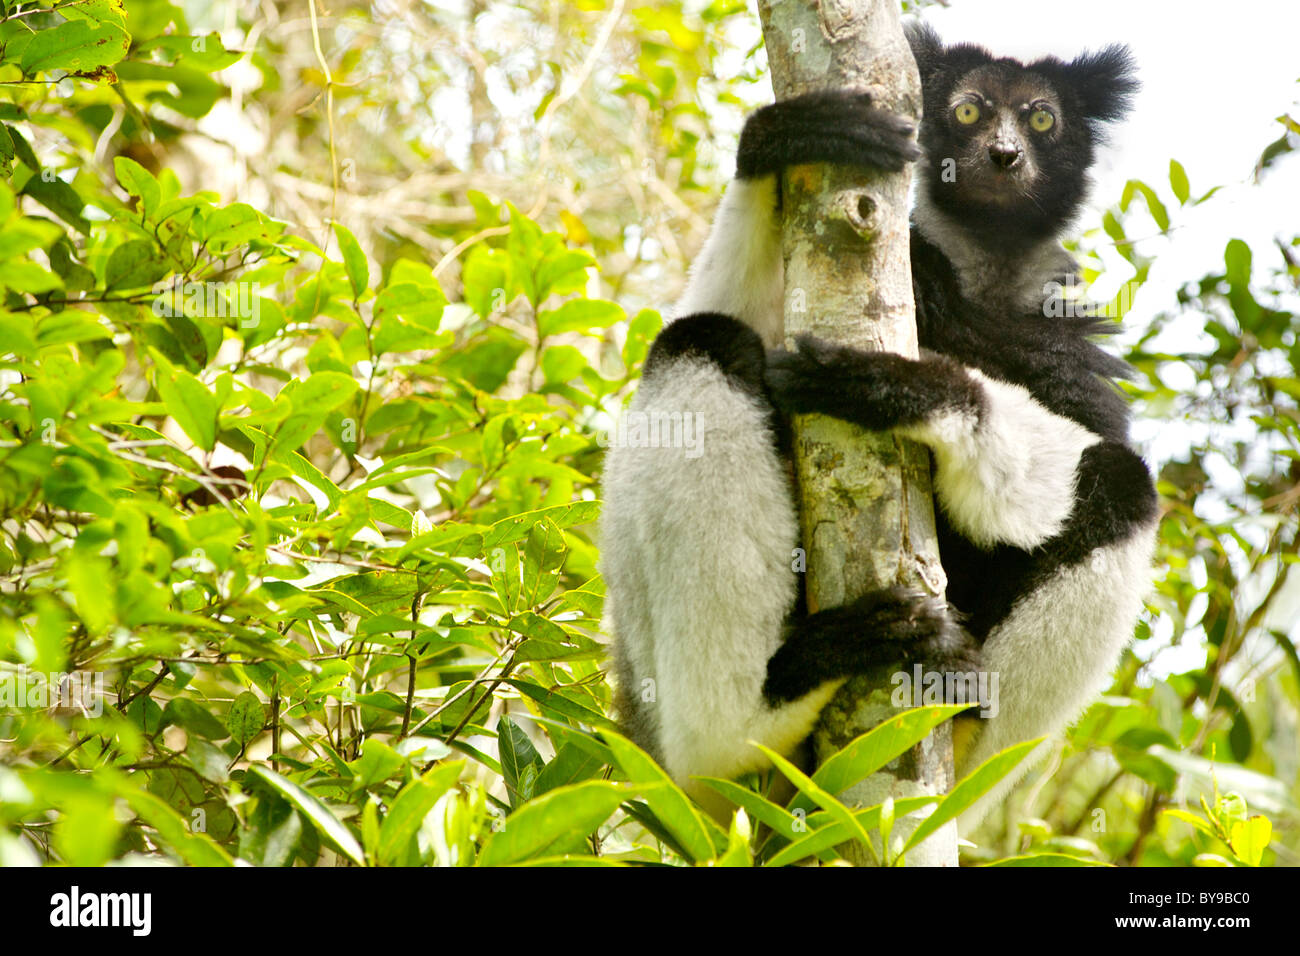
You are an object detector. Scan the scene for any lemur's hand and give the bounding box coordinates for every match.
[764,334,873,417]
[737,90,921,180]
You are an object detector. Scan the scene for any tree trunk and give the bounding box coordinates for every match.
[756,0,957,867]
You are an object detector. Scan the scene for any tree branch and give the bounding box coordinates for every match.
[757,0,955,866]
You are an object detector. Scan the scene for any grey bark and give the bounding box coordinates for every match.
[756,0,957,867]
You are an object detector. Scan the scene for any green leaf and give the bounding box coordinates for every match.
[114,156,161,218]
[534,248,595,304]
[1126,180,1170,231]
[537,299,624,338]
[522,518,565,606]
[0,259,60,293]
[621,308,663,369]
[105,238,169,291]
[490,538,523,612]
[53,797,122,866]
[186,738,230,784]
[603,731,719,863]
[498,716,544,809]
[1114,747,1177,793]
[1229,815,1271,866]
[151,350,218,451]
[164,698,229,740]
[241,793,303,867]
[809,705,966,804]
[264,372,359,458]
[20,175,88,233]
[540,345,587,386]
[481,500,601,549]
[0,125,16,174]
[135,34,244,72]
[200,202,277,252]
[534,741,605,795]
[693,777,804,843]
[21,18,129,75]
[333,223,369,299]
[477,781,631,866]
[59,0,128,29]
[758,745,877,854]
[1162,808,1218,840]
[227,691,266,746]
[375,763,464,866]
[284,450,342,513]
[506,679,618,730]
[1169,159,1190,205]
[349,739,405,790]
[247,765,366,866]
[121,789,234,866]
[462,246,510,318]
[766,797,938,867]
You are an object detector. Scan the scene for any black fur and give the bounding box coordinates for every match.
[763,588,978,705]
[909,232,1133,442]
[765,334,987,432]
[736,90,921,179]
[643,311,768,395]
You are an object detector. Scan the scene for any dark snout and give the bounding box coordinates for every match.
[988,139,1023,169]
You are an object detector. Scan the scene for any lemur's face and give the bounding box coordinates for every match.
[940,65,1063,209]
[907,24,1137,242]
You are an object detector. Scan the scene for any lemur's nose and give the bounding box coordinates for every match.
[989,141,1023,169]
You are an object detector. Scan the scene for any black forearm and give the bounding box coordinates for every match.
[736,90,921,180]
[765,336,985,434]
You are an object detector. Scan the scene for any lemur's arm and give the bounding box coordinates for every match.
[764,335,1153,552]
[676,92,919,343]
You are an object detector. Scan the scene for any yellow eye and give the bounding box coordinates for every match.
[1030,109,1055,132]
[954,102,980,125]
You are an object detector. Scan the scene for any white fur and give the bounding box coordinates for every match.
[901,368,1100,549]
[600,355,836,796]
[674,176,785,347]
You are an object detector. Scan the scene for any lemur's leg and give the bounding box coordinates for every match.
[676,92,920,345]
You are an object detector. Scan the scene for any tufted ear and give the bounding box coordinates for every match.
[904,20,945,84]
[1063,44,1140,123]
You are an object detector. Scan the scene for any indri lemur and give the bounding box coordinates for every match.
[600,23,1157,828]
